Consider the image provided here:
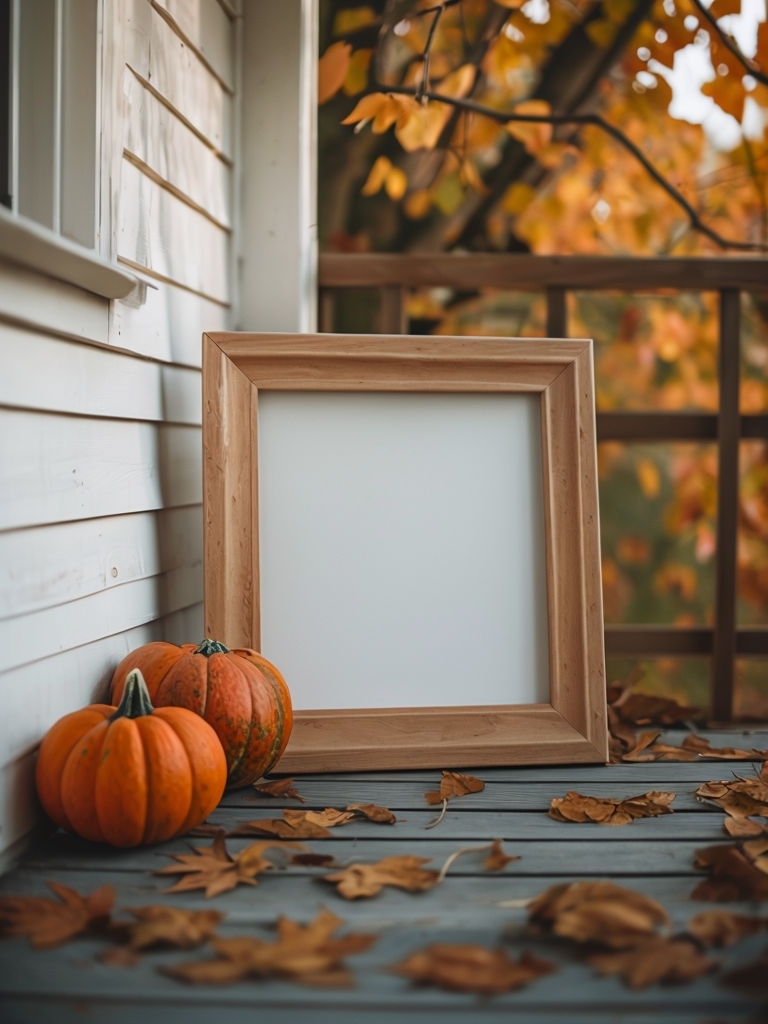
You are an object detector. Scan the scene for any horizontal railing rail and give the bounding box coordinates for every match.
[318,252,768,721]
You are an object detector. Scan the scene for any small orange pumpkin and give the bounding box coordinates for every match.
[35,669,227,847]
[110,638,293,788]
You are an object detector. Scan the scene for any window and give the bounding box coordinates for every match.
[0,0,133,298]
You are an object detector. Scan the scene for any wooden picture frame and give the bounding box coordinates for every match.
[203,332,608,771]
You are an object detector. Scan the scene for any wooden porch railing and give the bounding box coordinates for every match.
[318,253,768,721]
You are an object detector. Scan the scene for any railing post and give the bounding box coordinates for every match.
[379,286,406,334]
[546,286,567,337]
[711,288,741,721]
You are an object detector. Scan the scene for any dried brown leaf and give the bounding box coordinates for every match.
[155,833,300,897]
[695,778,768,819]
[587,937,715,988]
[346,802,397,824]
[611,691,704,727]
[0,882,114,949]
[436,840,519,883]
[721,949,768,991]
[165,907,376,988]
[425,770,485,805]
[686,909,768,947]
[692,843,768,901]
[121,906,224,950]
[484,838,520,871]
[389,943,554,995]
[253,778,305,802]
[723,815,768,838]
[528,881,670,948]
[233,811,332,840]
[621,734,699,762]
[548,790,675,826]
[681,734,768,760]
[324,855,440,899]
[743,835,768,873]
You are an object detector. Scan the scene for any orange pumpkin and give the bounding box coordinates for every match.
[110,638,293,788]
[35,669,227,847]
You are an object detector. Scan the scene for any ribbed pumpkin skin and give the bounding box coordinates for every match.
[110,639,293,788]
[35,671,227,847]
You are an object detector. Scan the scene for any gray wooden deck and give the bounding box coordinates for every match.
[1,728,767,1024]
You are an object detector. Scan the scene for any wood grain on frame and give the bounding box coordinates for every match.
[203,332,608,771]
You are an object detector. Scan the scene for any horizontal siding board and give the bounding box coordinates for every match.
[0,410,201,529]
[117,160,230,303]
[0,260,109,344]
[124,1,232,157]
[0,565,202,675]
[0,506,202,619]
[110,275,228,364]
[124,71,231,227]
[0,324,201,422]
[153,0,235,92]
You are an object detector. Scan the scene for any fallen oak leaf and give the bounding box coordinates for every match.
[164,907,376,988]
[436,839,519,883]
[695,778,768,819]
[155,833,301,897]
[528,880,670,948]
[686,909,768,947]
[484,837,520,872]
[548,790,675,826]
[346,802,397,824]
[0,881,114,949]
[723,815,768,838]
[119,906,224,951]
[743,835,768,874]
[389,943,554,995]
[425,770,485,805]
[611,691,704,727]
[324,855,440,899]
[233,808,359,840]
[620,733,698,763]
[253,778,305,802]
[587,936,716,989]
[232,812,331,840]
[681,734,768,761]
[692,843,768,901]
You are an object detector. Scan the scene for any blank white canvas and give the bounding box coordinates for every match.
[257,392,550,710]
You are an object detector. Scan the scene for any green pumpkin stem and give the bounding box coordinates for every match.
[195,638,230,657]
[111,669,155,720]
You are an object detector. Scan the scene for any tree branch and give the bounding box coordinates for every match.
[690,0,768,87]
[380,83,767,251]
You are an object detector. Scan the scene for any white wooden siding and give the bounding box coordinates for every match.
[0,0,238,866]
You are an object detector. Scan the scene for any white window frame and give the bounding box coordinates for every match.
[0,0,134,299]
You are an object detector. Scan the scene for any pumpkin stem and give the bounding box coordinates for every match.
[111,669,155,720]
[195,638,230,657]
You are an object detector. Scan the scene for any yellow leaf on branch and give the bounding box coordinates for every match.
[318,42,351,105]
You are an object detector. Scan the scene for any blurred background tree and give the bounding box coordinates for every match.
[317,0,768,716]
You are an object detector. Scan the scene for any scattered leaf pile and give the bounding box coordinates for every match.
[527,880,718,989]
[4,754,768,1001]
[155,833,300,897]
[389,944,554,995]
[549,790,675,826]
[0,882,114,949]
[235,803,397,840]
[165,908,376,988]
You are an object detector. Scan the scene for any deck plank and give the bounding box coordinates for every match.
[1,731,767,1022]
